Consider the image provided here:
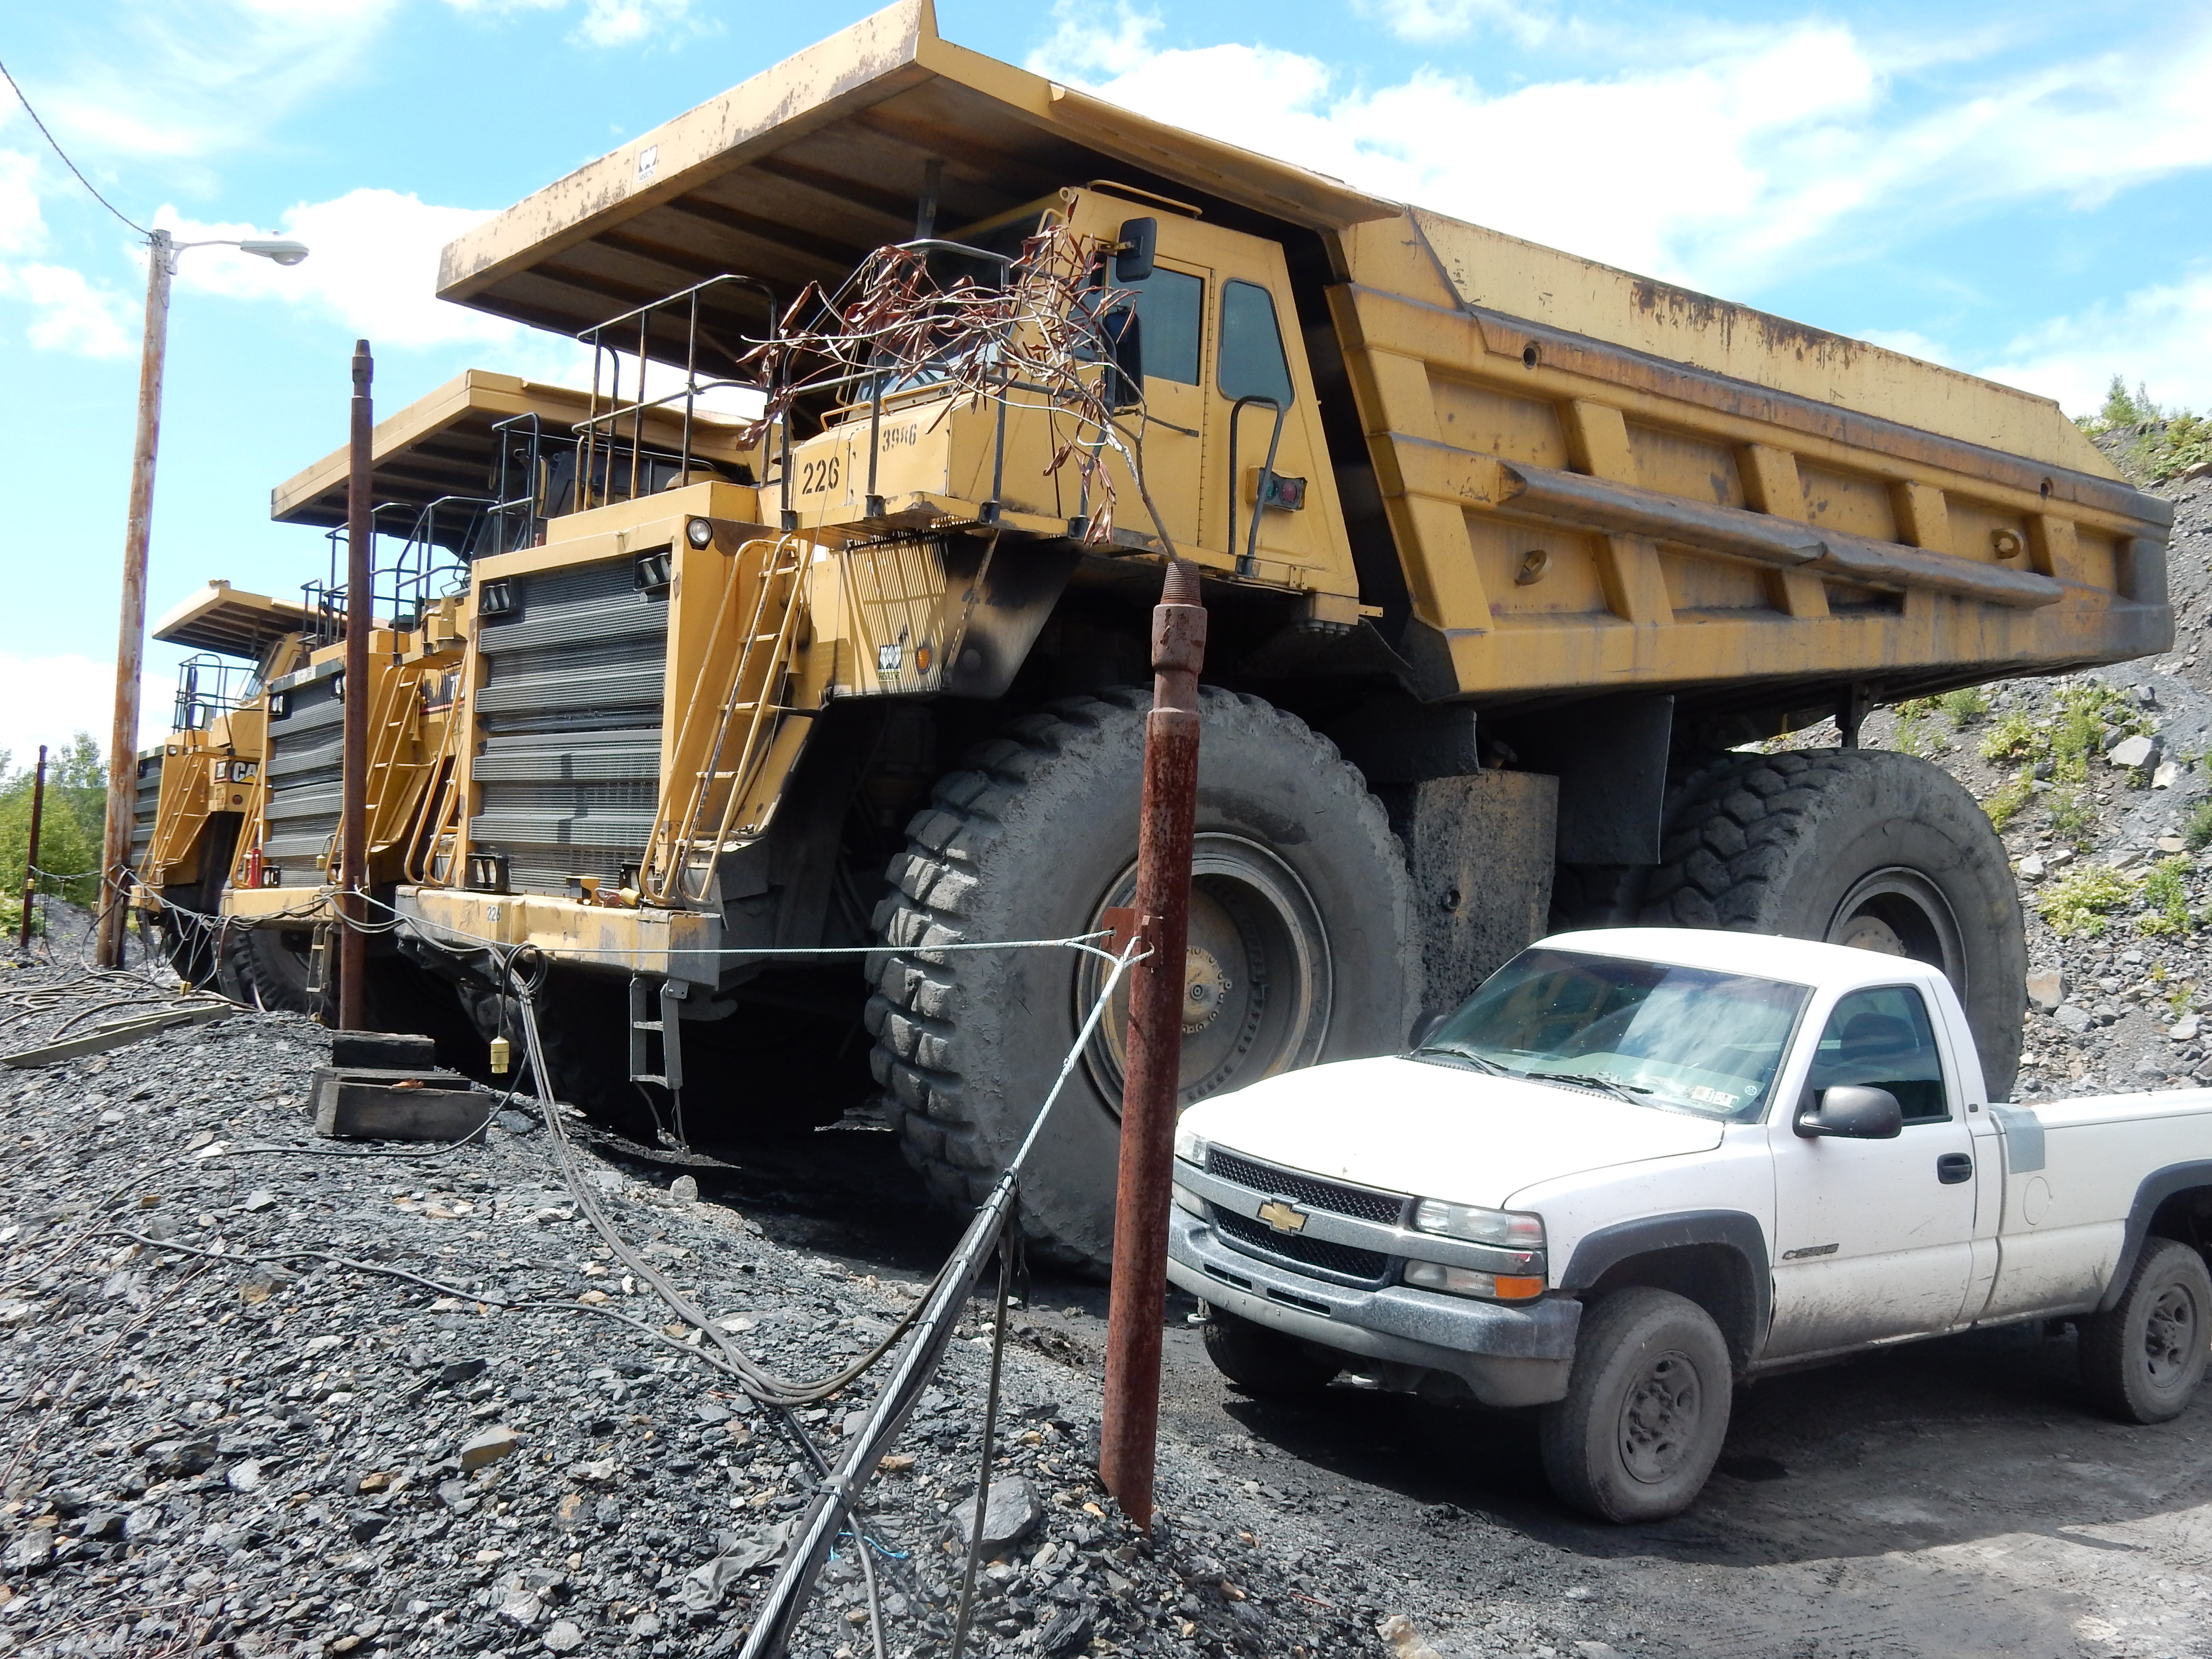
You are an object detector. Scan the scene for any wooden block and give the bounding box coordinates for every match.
[0,1001,228,1069]
[313,1069,491,1142]
[329,1032,438,1070]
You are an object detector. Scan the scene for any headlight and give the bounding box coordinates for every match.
[1173,1122,1209,1167]
[1403,1261,1546,1300]
[1412,1198,1544,1250]
[1170,1183,1207,1218]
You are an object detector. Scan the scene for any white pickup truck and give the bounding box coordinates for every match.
[1166,928,2212,1522]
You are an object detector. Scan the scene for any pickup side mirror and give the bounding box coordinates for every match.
[1795,1084,1903,1140]
[1408,1011,1449,1050]
[1114,216,1157,284]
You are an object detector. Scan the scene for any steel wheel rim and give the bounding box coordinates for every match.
[1078,833,1333,1111]
[2143,1283,2199,1388]
[1619,1348,1703,1485]
[1827,866,1968,995]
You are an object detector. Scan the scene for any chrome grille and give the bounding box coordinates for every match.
[1206,1147,1408,1225]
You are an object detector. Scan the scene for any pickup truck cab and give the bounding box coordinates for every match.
[1167,928,2212,1521]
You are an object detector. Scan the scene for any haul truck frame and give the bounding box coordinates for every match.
[325,0,2163,1266]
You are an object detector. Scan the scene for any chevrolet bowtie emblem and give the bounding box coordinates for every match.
[1257,1199,1309,1234]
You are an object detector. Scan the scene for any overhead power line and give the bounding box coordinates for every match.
[0,51,150,239]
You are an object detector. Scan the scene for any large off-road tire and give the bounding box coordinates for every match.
[1539,1287,1732,1524]
[216,923,324,1016]
[869,687,1414,1267]
[1638,747,2027,1098]
[2080,1238,2212,1424]
[1202,1308,1341,1398]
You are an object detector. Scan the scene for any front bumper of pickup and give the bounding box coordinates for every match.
[1166,1209,1580,1407]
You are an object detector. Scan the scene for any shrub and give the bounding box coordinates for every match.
[1982,767,2036,831]
[1979,709,2044,764]
[2185,797,2212,854]
[2044,787,2098,849]
[2137,857,2198,937]
[1937,687,1990,730]
[0,735,109,937]
[2036,866,2139,937]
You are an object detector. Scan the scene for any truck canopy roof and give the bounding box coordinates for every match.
[1538,927,1949,993]
[436,0,2111,479]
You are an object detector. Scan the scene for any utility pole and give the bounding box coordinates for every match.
[1099,557,1205,1532]
[337,339,373,1030]
[95,230,173,968]
[19,745,48,950]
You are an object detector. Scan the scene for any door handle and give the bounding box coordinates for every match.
[1936,1152,1974,1185]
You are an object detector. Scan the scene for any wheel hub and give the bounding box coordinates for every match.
[1827,867,1968,995]
[1619,1349,1702,1484]
[2144,1284,2197,1384]
[1182,947,1231,1034]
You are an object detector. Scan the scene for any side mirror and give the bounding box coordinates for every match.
[1408,1011,1449,1049]
[1113,217,1157,284]
[1795,1084,1903,1140]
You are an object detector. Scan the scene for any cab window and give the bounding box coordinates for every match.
[1115,267,1202,385]
[1218,279,1293,407]
[1808,986,1949,1123]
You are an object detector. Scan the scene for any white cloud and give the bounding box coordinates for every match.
[32,0,400,169]
[160,190,519,351]
[1354,0,1562,48]
[0,263,136,357]
[0,152,45,257]
[0,651,176,765]
[1034,10,2212,297]
[572,0,697,47]
[1976,270,2212,420]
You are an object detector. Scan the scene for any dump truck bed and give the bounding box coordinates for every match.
[433,0,2169,729]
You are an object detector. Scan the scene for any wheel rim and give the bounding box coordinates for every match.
[1827,866,1967,994]
[1618,1348,1703,1485]
[2143,1282,2199,1390]
[1077,833,1333,1109]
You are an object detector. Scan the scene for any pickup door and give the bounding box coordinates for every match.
[1762,983,1984,1356]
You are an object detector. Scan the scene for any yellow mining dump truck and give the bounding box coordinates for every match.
[406,0,2170,1264]
[244,371,767,1027]
[129,582,310,986]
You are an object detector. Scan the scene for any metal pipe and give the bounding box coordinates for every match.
[96,229,173,969]
[1099,557,1206,1532]
[20,745,47,950]
[338,339,373,1032]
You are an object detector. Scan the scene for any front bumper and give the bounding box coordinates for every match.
[1167,1209,1580,1407]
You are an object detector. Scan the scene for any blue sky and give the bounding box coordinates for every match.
[3,0,2209,763]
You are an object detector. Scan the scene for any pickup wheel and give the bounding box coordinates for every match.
[1201,1308,1342,1397]
[1639,747,2027,1098]
[1540,1288,1731,1523]
[2080,1238,2212,1424]
[869,687,1414,1269]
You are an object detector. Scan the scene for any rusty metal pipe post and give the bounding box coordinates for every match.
[337,340,373,1030]
[1099,558,1206,1531]
[20,745,48,950]
[96,231,174,969]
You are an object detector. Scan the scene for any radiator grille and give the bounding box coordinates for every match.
[471,558,667,896]
[1206,1148,1408,1226]
[129,754,162,871]
[264,675,343,884]
[1213,1209,1392,1286]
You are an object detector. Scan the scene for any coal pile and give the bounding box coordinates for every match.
[0,964,1388,1658]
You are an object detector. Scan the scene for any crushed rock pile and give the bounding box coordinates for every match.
[0,972,1389,1659]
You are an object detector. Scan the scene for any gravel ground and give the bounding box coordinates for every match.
[0,974,1403,1659]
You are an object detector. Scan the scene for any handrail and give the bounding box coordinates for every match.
[1226,395,1286,577]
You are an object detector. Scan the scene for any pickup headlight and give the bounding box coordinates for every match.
[1403,1261,1546,1301]
[1412,1198,1544,1250]
[1170,1183,1207,1218]
[1173,1122,1209,1167]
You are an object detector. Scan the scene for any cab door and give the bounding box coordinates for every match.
[1761,983,1981,1357]
[1102,258,1209,553]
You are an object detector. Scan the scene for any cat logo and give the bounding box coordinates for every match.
[1256,1200,1309,1234]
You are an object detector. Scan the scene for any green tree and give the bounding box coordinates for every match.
[0,733,110,934]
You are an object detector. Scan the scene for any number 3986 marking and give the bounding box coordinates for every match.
[797,454,842,494]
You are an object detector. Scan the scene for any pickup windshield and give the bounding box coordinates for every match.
[1418,949,1809,1121]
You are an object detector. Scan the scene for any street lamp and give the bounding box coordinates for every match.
[96,230,310,969]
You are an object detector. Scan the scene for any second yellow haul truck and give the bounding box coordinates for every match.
[298,1,2166,1267]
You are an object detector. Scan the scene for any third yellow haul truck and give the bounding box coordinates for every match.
[314,1,2166,1266]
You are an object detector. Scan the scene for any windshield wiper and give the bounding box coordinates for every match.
[1410,1043,1516,1078]
[1524,1070,1652,1106]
